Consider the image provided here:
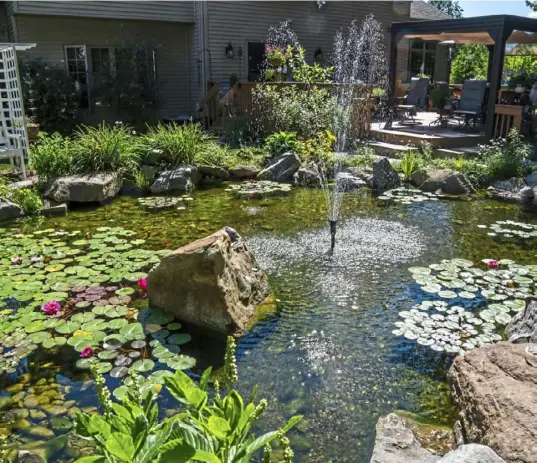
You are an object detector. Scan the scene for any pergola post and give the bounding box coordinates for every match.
[485,25,511,137]
[384,28,401,129]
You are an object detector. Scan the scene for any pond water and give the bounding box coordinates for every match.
[1,186,537,462]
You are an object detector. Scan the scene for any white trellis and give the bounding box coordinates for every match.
[0,43,36,180]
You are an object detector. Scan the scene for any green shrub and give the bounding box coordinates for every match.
[400,151,419,181]
[0,179,42,216]
[29,132,74,181]
[196,143,235,168]
[74,337,301,463]
[142,122,215,167]
[339,146,375,168]
[265,131,299,157]
[295,130,336,166]
[228,147,270,168]
[478,128,530,180]
[72,123,140,174]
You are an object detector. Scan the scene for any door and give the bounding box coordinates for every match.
[248,42,265,81]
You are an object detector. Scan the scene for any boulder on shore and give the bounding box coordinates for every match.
[294,163,322,187]
[257,153,300,182]
[505,298,537,343]
[411,167,474,195]
[230,165,260,180]
[336,172,366,191]
[437,444,505,463]
[45,173,122,203]
[369,413,437,463]
[372,157,400,190]
[448,341,537,463]
[147,227,269,336]
[0,199,22,221]
[150,166,200,194]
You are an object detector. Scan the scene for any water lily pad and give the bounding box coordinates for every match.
[132,359,154,373]
[96,362,112,374]
[71,312,96,323]
[167,333,191,345]
[110,366,129,378]
[55,320,81,334]
[98,350,119,360]
[115,287,135,297]
[166,355,196,370]
[76,358,94,370]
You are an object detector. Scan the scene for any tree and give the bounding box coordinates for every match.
[429,0,464,18]
[526,0,537,11]
[450,44,489,84]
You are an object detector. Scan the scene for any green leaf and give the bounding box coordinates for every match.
[111,403,133,424]
[281,414,303,433]
[224,391,243,430]
[105,432,135,461]
[206,416,231,440]
[87,415,111,437]
[73,457,106,463]
[244,431,279,457]
[200,367,212,391]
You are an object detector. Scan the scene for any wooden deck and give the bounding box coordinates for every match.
[371,112,488,149]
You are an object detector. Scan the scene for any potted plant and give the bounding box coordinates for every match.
[26,116,40,142]
[265,45,289,68]
[508,72,532,93]
[429,86,450,110]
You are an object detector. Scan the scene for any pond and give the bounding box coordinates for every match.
[1,185,536,462]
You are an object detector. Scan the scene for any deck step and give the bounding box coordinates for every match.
[370,141,415,158]
[434,146,481,159]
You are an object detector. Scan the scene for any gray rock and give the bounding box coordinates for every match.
[372,158,400,190]
[370,413,437,463]
[491,177,526,193]
[0,199,22,221]
[257,153,301,182]
[506,298,537,343]
[346,167,374,186]
[14,451,45,463]
[437,444,505,463]
[141,165,159,182]
[150,166,200,194]
[525,172,537,187]
[41,201,67,217]
[519,186,535,199]
[230,165,260,180]
[336,172,366,191]
[147,228,269,336]
[198,165,230,180]
[411,167,474,195]
[45,173,122,203]
[294,163,322,187]
[8,178,37,190]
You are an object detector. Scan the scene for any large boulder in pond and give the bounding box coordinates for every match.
[505,298,537,343]
[372,157,400,190]
[448,341,537,462]
[437,444,505,463]
[257,153,300,182]
[411,167,474,195]
[45,173,122,203]
[150,166,200,194]
[294,162,322,187]
[147,227,269,336]
[0,199,22,221]
[370,413,437,463]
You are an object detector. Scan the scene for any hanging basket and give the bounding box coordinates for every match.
[267,56,284,68]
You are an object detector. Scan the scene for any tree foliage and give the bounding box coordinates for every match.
[450,44,488,84]
[428,0,464,18]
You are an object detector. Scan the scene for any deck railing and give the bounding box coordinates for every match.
[199,81,374,138]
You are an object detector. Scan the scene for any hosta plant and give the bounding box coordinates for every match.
[74,337,301,463]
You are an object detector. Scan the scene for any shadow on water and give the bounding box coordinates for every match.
[2,186,537,461]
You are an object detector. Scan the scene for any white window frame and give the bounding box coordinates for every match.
[64,44,90,108]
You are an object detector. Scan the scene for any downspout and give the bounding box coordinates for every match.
[201,0,209,91]
[185,27,191,116]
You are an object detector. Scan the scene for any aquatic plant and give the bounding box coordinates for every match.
[396,257,535,354]
[225,181,292,199]
[400,151,419,181]
[29,132,74,181]
[265,131,299,158]
[74,337,302,463]
[479,220,537,239]
[80,346,93,358]
[378,188,446,204]
[41,300,62,316]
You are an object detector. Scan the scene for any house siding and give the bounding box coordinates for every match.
[204,1,412,85]
[13,15,195,121]
[7,1,194,23]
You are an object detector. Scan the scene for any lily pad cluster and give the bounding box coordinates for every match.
[378,188,446,204]
[225,181,292,199]
[478,220,537,239]
[395,258,535,354]
[138,196,190,212]
[0,227,197,387]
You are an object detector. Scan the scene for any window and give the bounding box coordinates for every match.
[90,47,111,75]
[409,39,437,80]
[64,45,89,108]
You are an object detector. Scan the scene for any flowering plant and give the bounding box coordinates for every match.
[80,346,93,358]
[42,300,62,316]
[265,45,290,67]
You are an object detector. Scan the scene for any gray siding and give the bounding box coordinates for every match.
[14,15,195,120]
[8,1,194,23]
[204,1,412,86]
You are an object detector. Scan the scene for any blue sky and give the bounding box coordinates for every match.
[458,1,534,17]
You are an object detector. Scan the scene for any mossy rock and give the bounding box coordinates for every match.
[24,426,55,439]
[41,404,68,416]
[50,417,72,433]
[29,409,47,420]
[5,383,24,394]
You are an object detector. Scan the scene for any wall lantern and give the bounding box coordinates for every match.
[225,42,234,58]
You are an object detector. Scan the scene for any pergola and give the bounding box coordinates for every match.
[388,15,537,137]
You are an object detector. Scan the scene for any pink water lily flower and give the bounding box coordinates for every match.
[30,256,42,263]
[11,257,22,265]
[138,278,148,291]
[41,300,62,316]
[80,346,93,358]
[488,260,499,270]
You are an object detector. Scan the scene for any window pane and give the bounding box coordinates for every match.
[66,48,75,59]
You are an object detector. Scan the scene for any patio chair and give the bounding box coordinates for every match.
[452,80,487,130]
[396,77,429,125]
[0,128,25,179]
